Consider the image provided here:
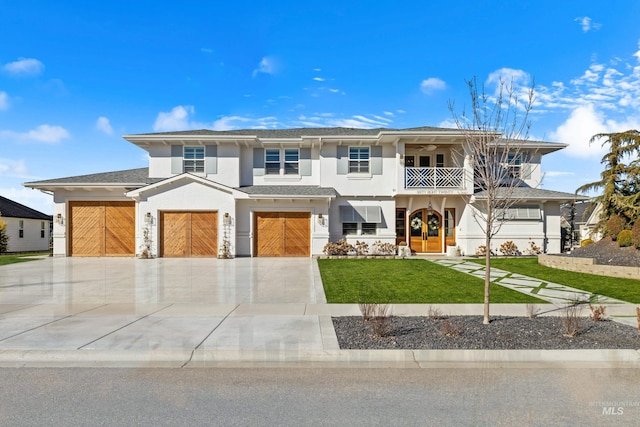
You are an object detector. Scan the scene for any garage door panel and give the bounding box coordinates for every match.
[105,202,135,256]
[191,212,218,257]
[161,211,218,257]
[69,201,134,256]
[255,212,309,257]
[255,213,283,256]
[69,202,104,256]
[284,213,310,256]
[161,212,190,257]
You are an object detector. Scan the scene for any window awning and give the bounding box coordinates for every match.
[339,205,382,223]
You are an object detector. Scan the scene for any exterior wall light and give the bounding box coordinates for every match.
[56,213,64,225]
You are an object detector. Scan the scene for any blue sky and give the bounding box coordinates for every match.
[2,0,640,215]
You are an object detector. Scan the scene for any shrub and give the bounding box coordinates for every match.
[606,215,628,240]
[0,220,8,254]
[617,230,633,248]
[370,240,397,256]
[632,221,640,249]
[588,304,607,322]
[322,239,354,255]
[499,241,520,256]
[580,239,594,247]
[354,240,369,256]
[524,239,541,255]
[475,245,495,256]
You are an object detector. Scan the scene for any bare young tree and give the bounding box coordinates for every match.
[449,77,535,324]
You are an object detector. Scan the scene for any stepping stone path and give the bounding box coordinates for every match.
[432,259,627,306]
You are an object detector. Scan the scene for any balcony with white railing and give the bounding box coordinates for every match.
[401,166,472,194]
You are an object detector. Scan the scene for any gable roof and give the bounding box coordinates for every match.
[0,196,51,220]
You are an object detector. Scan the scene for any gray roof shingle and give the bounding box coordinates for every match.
[474,186,587,201]
[0,196,51,220]
[236,185,337,197]
[131,126,455,138]
[24,168,156,186]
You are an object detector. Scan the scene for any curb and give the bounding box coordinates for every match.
[1,349,639,368]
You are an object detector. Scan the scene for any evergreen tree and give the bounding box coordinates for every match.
[577,130,640,229]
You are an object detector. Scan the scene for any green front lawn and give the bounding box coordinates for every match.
[466,257,640,304]
[0,253,49,266]
[318,258,545,304]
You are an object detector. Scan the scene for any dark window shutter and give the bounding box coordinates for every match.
[205,145,217,174]
[171,145,183,174]
[253,148,265,176]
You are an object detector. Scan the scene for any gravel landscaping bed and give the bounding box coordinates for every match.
[332,316,640,350]
[565,237,640,267]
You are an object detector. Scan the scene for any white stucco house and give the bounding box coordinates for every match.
[0,195,51,253]
[24,126,581,258]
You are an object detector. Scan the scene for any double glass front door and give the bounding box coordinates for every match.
[409,209,442,253]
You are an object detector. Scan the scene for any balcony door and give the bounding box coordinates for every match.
[409,209,443,253]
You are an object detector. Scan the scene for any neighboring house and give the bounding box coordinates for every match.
[24,126,583,258]
[560,201,602,248]
[0,195,52,253]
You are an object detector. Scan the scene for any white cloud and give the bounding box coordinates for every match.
[549,104,609,158]
[200,48,213,54]
[3,57,45,76]
[420,77,446,95]
[575,16,601,32]
[313,77,325,81]
[0,158,29,178]
[96,116,113,135]
[543,171,574,177]
[295,114,393,129]
[252,56,277,77]
[383,111,394,117]
[487,68,531,89]
[0,124,69,143]
[153,105,195,132]
[0,91,8,110]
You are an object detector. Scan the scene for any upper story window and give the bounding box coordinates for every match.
[265,149,281,175]
[19,220,24,238]
[265,148,300,175]
[183,147,205,173]
[507,154,522,178]
[349,147,369,173]
[284,149,299,175]
[41,221,45,238]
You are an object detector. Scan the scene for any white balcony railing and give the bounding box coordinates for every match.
[405,167,465,188]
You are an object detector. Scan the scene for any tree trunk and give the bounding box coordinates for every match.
[483,210,491,325]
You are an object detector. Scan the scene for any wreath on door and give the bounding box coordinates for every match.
[428,217,439,231]
[410,217,422,230]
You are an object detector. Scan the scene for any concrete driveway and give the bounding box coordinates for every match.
[0,257,340,358]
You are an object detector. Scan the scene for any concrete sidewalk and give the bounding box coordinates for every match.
[0,257,639,368]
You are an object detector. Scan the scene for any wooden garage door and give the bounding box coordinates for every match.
[160,211,218,257]
[254,212,310,257]
[69,201,135,256]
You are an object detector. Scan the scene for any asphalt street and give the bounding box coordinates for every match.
[0,368,638,426]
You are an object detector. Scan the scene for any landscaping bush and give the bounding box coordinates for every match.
[354,240,369,256]
[606,215,628,240]
[499,241,520,256]
[323,239,354,255]
[617,230,633,247]
[632,221,640,249]
[0,220,8,254]
[580,239,594,247]
[370,240,397,256]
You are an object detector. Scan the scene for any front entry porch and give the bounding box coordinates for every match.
[396,205,456,254]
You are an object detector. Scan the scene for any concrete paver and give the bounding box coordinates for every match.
[0,256,638,367]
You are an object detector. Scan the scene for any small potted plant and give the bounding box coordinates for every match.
[446,242,459,257]
[397,241,411,257]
